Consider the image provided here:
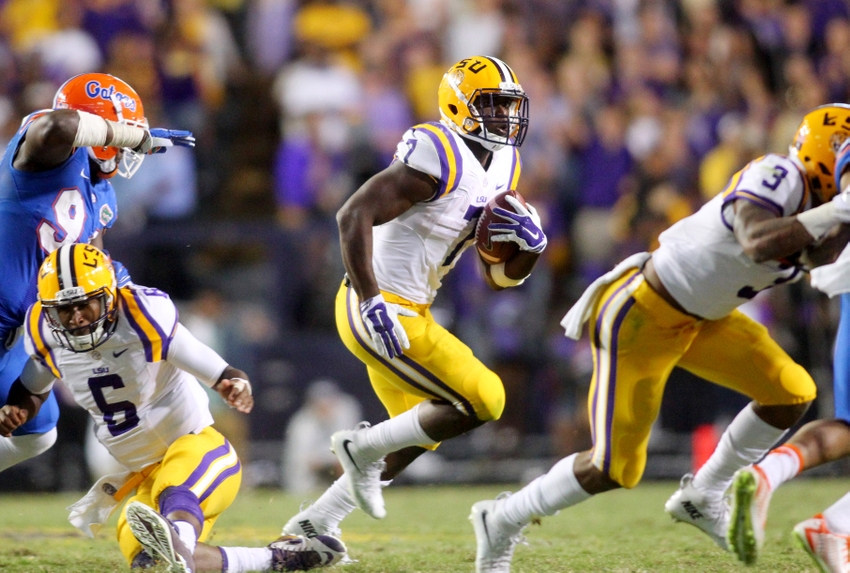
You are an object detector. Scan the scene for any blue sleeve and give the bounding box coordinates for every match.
[102,249,132,287]
[835,139,850,191]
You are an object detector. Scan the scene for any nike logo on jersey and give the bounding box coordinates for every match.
[80,168,89,180]
[496,184,505,191]
[342,440,361,472]
[113,349,128,358]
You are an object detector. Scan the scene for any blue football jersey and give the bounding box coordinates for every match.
[0,122,119,345]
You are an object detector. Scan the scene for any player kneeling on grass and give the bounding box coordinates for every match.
[0,244,345,573]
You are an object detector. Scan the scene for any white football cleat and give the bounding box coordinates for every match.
[728,466,773,565]
[665,473,731,551]
[126,501,195,573]
[470,494,526,573]
[282,501,356,564]
[331,425,387,519]
[794,515,850,573]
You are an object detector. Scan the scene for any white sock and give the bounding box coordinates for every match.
[221,547,272,573]
[754,444,803,490]
[173,520,197,553]
[356,403,437,460]
[0,428,57,472]
[310,474,357,525]
[692,404,786,500]
[500,454,592,527]
[824,493,850,535]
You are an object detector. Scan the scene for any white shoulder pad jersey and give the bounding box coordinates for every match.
[24,285,222,472]
[372,120,522,304]
[652,154,810,319]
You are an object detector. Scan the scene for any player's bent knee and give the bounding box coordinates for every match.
[473,371,505,422]
[772,362,817,405]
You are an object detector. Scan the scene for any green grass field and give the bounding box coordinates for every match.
[0,479,847,572]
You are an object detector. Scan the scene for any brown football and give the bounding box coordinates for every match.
[475,189,526,265]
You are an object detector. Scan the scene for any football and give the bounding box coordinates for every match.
[475,189,527,265]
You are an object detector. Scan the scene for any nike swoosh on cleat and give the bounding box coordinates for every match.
[342,440,361,472]
[481,510,492,545]
[113,349,128,357]
[527,230,539,239]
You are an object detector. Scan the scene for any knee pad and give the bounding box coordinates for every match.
[775,361,817,405]
[157,485,204,526]
[473,370,505,422]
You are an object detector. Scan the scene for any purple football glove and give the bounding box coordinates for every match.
[135,129,196,154]
[360,294,417,359]
[488,195,547,253]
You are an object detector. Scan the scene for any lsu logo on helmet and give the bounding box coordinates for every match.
[438,56,529,152]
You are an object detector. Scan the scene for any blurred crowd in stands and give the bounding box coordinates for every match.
[3,0,850,489]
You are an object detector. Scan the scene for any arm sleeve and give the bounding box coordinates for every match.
[165,323,228,387]
[19,358,55,395]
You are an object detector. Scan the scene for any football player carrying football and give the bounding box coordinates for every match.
[280,56,546,548]
[469,104,850,572]
[0,73,194,475]
[725,138,850,571]
[0,245,346,572]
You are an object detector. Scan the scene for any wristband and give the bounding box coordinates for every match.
[797,202,839,240]
[489,262,526,287]
[73,111,109,147]
[106,120,146,149]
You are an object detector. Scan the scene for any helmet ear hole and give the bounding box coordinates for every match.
[448,104,458,115]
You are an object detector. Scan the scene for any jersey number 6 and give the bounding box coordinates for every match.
[88,374,140,437]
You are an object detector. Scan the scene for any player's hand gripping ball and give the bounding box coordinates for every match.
[475,190,534,264]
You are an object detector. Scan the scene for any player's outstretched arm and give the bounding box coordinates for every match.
[733,200,818,263]
[14,110,81,171]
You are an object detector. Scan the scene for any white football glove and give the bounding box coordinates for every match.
[833,188,850,222]
[360,294,417,359]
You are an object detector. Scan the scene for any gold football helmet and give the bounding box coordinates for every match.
[790,103,850,202]
[38,244,118,352]
[438,56,529,152]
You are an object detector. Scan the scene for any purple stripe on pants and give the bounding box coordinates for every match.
[602,296,637,476]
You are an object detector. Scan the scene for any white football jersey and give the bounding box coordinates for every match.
[24,285,224,472]
[372,120,523,304]
[653,154,810,319]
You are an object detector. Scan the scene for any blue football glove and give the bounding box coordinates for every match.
[835,138,850,192]
[135,129,196,154]
[359,294,417,360]
[488,195,548,253]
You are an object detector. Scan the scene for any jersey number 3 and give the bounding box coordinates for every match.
[37,189,86,253]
